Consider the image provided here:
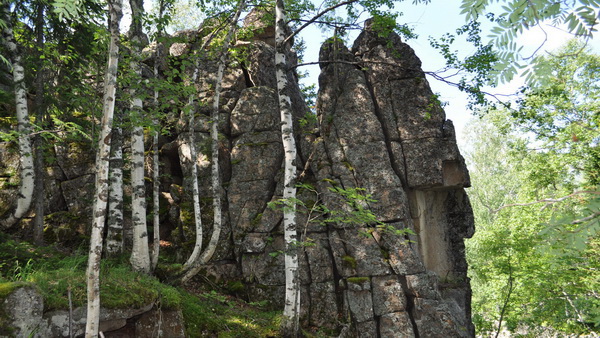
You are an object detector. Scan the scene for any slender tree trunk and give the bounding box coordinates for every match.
[0,2,35,230]
[130,122,150,273]
[32,0,45,246]
[183,62,203,270]
[151,125,160,270]
[128,0,150,274]
[181,0,246,283]
[106,123,124,256]
[275,1,300,336]
[150,72,160,271]
[85,0,122,336]
[151,0,166,272]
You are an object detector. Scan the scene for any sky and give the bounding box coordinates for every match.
[138,0,599,149]
[294,0,600,148]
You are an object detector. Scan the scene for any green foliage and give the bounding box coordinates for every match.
[0,233,288,336]
[269,183,415,242]
[180,289,282,337]
[465,44,600,334]
[514,40,600,186]
[52,0,84,21]
[460,0,600,84]
[429,20,499,107]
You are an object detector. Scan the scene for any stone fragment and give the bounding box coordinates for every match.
[1,286,44,337]
[308,282,338,329]
[379,312,415,338]
[135,308,185,338]
[355,320,377,338]
[372,275,407,316]
[345,277,374,323]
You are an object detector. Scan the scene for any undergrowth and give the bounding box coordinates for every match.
[0,233,282,336]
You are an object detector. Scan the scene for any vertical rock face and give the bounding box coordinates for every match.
[278,20,474,336]
[0,15,474,337]
[207,16,475,336]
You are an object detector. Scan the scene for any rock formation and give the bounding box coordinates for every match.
[0,16,475,337]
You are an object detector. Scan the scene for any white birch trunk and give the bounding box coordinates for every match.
[130,122,150,273]
[128,0,150,274]
[182,64,203,269]
[85,0,122,336]
[275,1,300,336]
[151,126,160,270]
[181,0,246,282]
[106,125,124,256]
[151,68,160,272]
[150,0,167,272]
[0,3,35,230]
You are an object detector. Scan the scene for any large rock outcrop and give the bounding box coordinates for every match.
[0,15,475,337]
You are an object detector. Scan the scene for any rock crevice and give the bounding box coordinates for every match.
[0,14,475,337]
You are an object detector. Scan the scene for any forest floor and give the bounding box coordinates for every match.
[0,232,300,337]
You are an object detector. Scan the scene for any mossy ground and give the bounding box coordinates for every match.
[0,233,283,336]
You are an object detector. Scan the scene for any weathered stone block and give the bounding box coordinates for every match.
[379,312,415,338]
[372,275,407,316]
[345,278,373,323]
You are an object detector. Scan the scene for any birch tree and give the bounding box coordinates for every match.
[182,57,202,270]
[150,0,169,271]
[181,0,246,282]
[128,0,151,274]
[151,108,160,270]
[0,1,35,231]
[105,121,124,256]
[275,0,300,335]
[85,0,122,335]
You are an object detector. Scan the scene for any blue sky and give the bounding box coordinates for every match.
[296,0,600,147]
[139,0,598,149]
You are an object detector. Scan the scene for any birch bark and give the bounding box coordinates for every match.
[151,125,160,270]
[181,0,246,283]
[128,0,151,274]
[85,0,122,335]
[151,59,161,271]
[0,2,35,230]
[106,124,124,256]
[275,1,300,335]
[151,0,167,272]
[182,62,203,270]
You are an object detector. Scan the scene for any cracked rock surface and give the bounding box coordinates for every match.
[0,15,475,337]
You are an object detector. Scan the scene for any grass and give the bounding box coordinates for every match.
[0,234,283,336]
[181,290,281,337]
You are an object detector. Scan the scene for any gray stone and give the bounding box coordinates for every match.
[60,174,94,217]
[379,312,415,338]
[308,282,338,329]
[53,142,95,180]
[411,298,471,338]
[372,275,407,316]
[1,286,44,337]
[355,320,377,338]
[0,14,478,337]
[230,87,280,136]
[345,278,374,323]
[135,308,185,337]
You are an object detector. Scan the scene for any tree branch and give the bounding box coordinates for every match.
[284,0,360,46]
[571,210,600,225]
[492,190,600,213]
